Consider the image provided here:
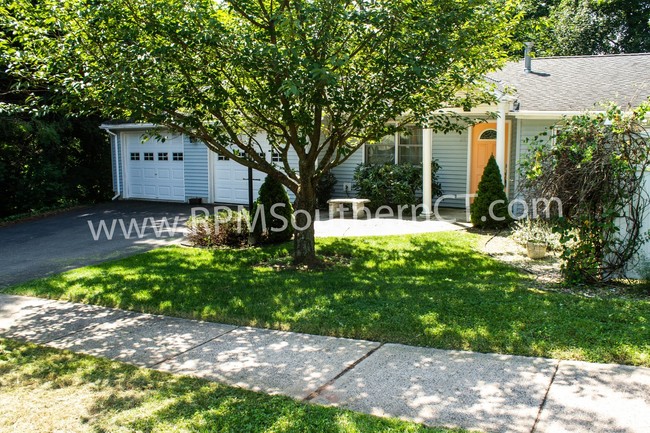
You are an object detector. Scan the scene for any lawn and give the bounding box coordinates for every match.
[5,231,650,366]
[0,338,456,433]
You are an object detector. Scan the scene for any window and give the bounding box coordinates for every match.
[143,152,154,161]
[271,151,282,162]
[398,127,423,165]
[366,135,396,164]
[172,152,184,161]
[130,152,140,161]
[479,129,497,140]
[365,127,424,165]
[158,152,169,161]
[217,154,229,161]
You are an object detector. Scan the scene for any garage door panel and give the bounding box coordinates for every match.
[157,168,171,179]
[124,132,185,201]
[143,168,157,179]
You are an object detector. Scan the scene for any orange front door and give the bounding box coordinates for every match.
[470,122,510,195]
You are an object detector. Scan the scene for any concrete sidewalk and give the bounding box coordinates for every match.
[1,294,649,433]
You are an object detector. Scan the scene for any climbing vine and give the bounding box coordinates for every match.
[519,102,650,283]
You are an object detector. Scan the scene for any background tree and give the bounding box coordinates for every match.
[513,0,650,56]
[1,0,519,264]
[0,33,111,217]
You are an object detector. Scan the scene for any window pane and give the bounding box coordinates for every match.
[366,135,395,164]
[479,129,497,140]
[398,127,422,165]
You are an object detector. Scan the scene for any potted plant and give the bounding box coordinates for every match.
[527,236,548,259]
[525,222,548,259]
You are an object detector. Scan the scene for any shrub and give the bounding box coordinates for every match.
[315,171,337,209]
[519,102,650,283]
[251,175,294,243]
[352,161,442,209]
[186,210,250,248]
[470,155,511,229]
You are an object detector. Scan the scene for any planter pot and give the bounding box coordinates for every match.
[527,241,547,259]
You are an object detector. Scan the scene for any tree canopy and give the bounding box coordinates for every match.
[514,0,650,56]
[1,0,519,263]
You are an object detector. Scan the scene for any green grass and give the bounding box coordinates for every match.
[5,231,650,366]
[0,338,457,433]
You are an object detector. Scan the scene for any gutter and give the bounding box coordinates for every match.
[512,110,606,119]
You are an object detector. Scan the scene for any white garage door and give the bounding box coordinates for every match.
[125,132,185,201]
[213,152,265,204]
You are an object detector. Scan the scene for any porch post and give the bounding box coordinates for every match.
[422,128,433,217]
[495,101,507,178]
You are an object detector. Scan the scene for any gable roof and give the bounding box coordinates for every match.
[488,53,650,112]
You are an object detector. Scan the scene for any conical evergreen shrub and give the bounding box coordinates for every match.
[470,155,511,229]
[251,175,294,243]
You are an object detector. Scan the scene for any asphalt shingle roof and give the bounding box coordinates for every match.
[488,53,650,112]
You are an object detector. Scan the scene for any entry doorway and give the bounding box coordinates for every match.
[470,122,510,195]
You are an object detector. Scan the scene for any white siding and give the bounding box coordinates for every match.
[432,130,469,208]
[184,136,210,202]
[330,147,364,198]
[513,119,557,194]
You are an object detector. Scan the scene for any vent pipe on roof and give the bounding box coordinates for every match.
[524,42,534,73]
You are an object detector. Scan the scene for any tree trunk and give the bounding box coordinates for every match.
[293,175,318,266]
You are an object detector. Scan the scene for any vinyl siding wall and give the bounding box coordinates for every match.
[330,147,364,198]
[111,133,124,195]
[184,136,210,202]
[512,119,557,194]
[431,130,469,209]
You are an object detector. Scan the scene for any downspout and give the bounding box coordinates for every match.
[105,129,121,200]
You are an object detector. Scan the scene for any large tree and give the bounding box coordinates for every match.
[1,0,518,264]
[513,0,650,56]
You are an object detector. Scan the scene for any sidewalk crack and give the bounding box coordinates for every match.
[146,325,240,368]
[531,360,560,433]
[303,342,384,402]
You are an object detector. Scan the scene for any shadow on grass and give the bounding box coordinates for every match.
[0,339,449,433]
[5,232,650,365]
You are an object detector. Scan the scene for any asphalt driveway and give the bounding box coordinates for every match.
[0,201,198,288]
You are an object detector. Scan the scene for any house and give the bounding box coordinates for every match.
[102,52,650,210]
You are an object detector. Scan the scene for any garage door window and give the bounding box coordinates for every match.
[172,152,184,161]
[130,152,140,161]
[158,152,169,161]
[144,152,154,161]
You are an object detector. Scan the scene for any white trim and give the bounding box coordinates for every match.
[496,102,508,177]
[465,125,473,196]
[393,132,399,163]
[208,147,215,203]
[100,123,158,130]
[514,118,522,199]
[421,128,433,216]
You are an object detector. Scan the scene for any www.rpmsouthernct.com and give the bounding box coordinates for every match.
[86,196,562,240]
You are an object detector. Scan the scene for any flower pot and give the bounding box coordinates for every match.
[527,241,547,259]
